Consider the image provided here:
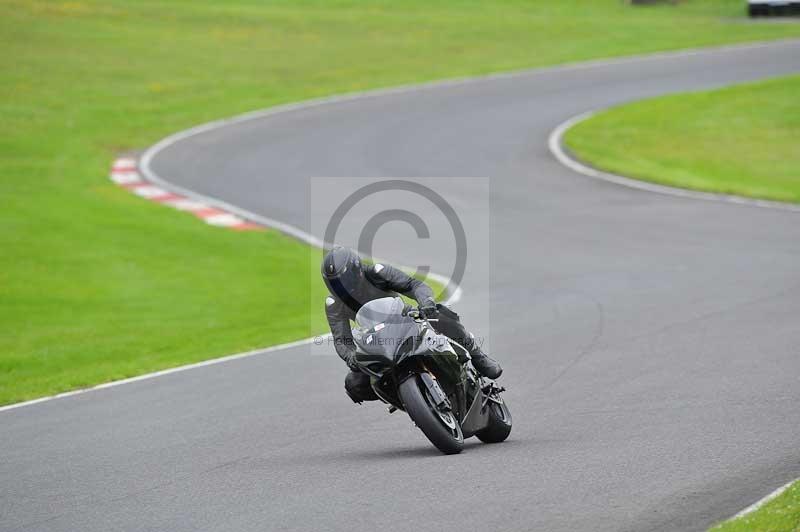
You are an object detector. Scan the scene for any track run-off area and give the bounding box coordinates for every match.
[2,41,799,532]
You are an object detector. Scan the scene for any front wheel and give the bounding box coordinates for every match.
[399,374,463,455]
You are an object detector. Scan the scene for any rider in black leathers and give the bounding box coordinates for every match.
[321,246,502,403]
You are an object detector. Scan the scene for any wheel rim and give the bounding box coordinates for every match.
[423,387,461,439]
[436,408,457,430]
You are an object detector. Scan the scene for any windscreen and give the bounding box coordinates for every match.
[354,297,418,359]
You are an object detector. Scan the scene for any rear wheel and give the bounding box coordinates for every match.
[476,399,512,443]
[399,374,463,455]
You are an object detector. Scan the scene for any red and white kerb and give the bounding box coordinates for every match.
[109,158,263,231]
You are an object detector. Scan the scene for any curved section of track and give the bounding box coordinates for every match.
[549,110,800,213]
[2,41,799,532]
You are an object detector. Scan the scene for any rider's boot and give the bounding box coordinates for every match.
[465,334,502,379]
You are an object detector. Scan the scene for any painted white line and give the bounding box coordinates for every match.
[112,158,137,170]
[139,39,800,304]
[131,185,171,199]
[109,159,262,231]
[0,337,320,414]
[165,198,209,211]
[202,213,245,227]
[548,110,800,213]
[551,107,800,527]
[730,477,798,520]
[139,39,800,228]
[137,92,472,306]
[110,171,142,185]
[8,39,796,413]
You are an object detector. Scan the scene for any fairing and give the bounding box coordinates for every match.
[354,298,419,368]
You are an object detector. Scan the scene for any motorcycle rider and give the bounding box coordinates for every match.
[321,246,502,403]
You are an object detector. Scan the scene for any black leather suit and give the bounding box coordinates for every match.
[324,263,475,403]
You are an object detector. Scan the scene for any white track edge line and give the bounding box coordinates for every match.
[140,38,800,166]
[137,167,463,306]
[0,337,318,413]
[729,477,798,521]
[4,38,795,414]
[548,70,800,525]
[548,111,800,213]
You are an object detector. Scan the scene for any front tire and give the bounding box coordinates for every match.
[399,374,463,455]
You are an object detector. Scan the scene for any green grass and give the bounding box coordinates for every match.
[710,479,800,532]
[565,75,800,203]
[2,0,799,406]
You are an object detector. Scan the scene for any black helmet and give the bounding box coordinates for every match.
[321,246,364,309]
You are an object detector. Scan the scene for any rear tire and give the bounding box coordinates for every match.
[399,374,463,455]
[476,400,512,443]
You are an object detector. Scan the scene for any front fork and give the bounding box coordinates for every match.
[418,370,451,412]
[394,359,461,417]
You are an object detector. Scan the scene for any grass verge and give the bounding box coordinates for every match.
[2,1,799,405]
[710,479,800,532]
[564,75,800,203]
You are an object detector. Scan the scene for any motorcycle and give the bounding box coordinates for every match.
[351,297,512,454]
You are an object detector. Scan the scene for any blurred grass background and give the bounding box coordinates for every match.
[565,75,800,203]
[2,0,799,405]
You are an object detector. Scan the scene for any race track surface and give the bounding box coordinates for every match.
[3,41,800,532]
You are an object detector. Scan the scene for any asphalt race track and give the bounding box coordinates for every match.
[3,41,800,532]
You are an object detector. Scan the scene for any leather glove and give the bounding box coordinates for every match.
[419,298,439,319]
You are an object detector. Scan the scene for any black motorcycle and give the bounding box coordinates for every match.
[352,297,511,454]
